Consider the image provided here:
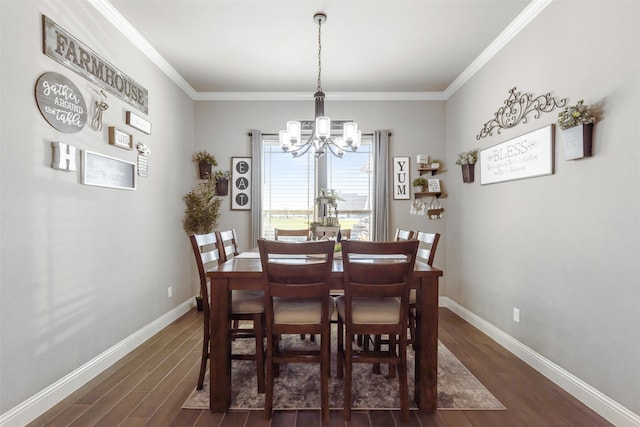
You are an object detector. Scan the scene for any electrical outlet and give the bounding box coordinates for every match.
[513,307,520,323]
[168,286,173,298]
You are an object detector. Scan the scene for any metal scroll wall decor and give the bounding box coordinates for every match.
[476,87,567,140]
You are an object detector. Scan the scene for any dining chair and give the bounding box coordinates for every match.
[274,228,310,242]
[217,229,240,260]
[393,228,415,241]
[257,239,335,420]
[407,231,440,348]
[336,239,419,422]
[189,232,265,393]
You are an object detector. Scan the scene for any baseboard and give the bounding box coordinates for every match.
[440,296,640,427]
[0,298,194,427]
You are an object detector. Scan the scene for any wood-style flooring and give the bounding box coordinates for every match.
[28,307,613,426]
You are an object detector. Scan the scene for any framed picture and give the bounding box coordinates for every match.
[480,124,555,185]
[427,178,441,193]
[392,156,410,200]
[82,150,136,190]
[231,157,251,210]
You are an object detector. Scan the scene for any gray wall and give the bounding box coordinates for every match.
[444,0,639,414]
[194,100,446,260]
[0,0,195,413]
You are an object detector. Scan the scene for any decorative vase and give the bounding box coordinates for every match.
[561,123,593,160]
[198,162,212,179]
[215,178,229,196]
[461,163,475,183]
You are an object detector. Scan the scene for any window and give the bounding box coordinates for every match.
[261,135,374,240]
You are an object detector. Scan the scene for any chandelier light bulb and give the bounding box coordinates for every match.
[286,121,301,145]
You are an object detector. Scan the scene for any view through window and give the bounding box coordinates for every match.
[261,136,374,240]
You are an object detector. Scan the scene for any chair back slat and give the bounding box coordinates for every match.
[415,231,440,266]
[394,228,415,241]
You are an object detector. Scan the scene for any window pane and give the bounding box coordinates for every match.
[261,136,373,241]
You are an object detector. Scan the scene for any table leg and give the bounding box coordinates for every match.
[414,276,438,411]
[210,277,231,412]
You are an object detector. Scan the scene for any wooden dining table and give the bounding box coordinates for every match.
[205,251,443,413]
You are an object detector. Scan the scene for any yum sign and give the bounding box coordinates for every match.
[393,157,410,200]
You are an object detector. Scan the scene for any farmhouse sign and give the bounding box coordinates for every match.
[43,15,149,114]
[35,72,87,133]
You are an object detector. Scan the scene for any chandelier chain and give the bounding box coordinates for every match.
[317,18,322,92]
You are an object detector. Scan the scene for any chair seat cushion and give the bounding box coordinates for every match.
[336,296,400,324]
[273,297,335,324]
[409,288,416,304]
[231,290,264,314]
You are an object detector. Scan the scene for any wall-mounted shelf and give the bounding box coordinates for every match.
[418,167,446,176]
[414,191,443,198]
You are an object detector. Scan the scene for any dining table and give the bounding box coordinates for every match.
[205,250,443,413]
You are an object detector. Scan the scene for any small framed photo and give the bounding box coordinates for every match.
[427,178,441,193]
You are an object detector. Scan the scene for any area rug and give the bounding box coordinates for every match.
[183,332,505,411]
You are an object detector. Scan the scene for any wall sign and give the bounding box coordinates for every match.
[126,111,151,134]
[392,157,410,200]
[35,72,87,133]
[43,15,149,114]
[83,150,136,190]
[480,125,555,185]
[231,157,251,210]
[108,127,133,150]
[51,142,77,171]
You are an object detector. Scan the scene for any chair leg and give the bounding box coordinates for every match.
[388,334,397,378]
[320,325,330,421]
[264,332,274,419]
[344,330,352,421]
[408,306,417,350]
[372,335,381,375]
[398,340,410,422]
[197,310,210,390]
[336,319,344,379]
[254,314,265,394]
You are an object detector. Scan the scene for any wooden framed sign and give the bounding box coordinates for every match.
[393,156,410,200]
[108,127,133,150]
[35,72,87,133]
[480,125,555,185]
[231,157,251,210]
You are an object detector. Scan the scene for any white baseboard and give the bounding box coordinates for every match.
[440,296,640,427]
[0,298,194,427]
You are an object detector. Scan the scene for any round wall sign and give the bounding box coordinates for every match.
[35,72,87,133]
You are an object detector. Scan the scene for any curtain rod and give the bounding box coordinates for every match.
[248,132,381,137]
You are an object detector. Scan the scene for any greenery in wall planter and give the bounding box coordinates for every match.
[455,149,477,183]
[558,100,596,160]
[192,150,218,179]
[183,178,222,235]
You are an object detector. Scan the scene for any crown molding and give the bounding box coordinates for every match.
[91,0,552,102]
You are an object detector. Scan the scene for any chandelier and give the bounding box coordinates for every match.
[279,12,361,158]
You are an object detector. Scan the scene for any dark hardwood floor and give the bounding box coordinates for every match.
[28,307,613,427]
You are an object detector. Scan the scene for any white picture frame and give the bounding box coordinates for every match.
[427,178,441,193]
[480,124,555,185]
[393,156,410,200]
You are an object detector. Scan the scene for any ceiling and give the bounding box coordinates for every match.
[95,0,547,100]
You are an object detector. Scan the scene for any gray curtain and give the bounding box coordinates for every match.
[373,130,390,241]
[250,130,262,248]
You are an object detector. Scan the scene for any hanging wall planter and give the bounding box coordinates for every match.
[215,178,229,196]
[192,150,218,179]
[461,164,475,183]
[557,99,596,161]
[561,123,593,160]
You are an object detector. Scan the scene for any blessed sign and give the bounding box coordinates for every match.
[43,15,148,114]
[35,72,87,133]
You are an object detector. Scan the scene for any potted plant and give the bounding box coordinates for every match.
[192,150,218,179]
[412,176,427,191]
[429,159,441,169]
[557,99,596,160]
[455,149,478,183]
[213,170,232,196]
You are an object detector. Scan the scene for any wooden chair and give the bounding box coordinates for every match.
[217,229,240,260]
[407,231,440,348]
[336,240,419,422]
[189,232,265,393]
[257,239,335,420]
[274,228,310,241]
[394,228,415,241]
